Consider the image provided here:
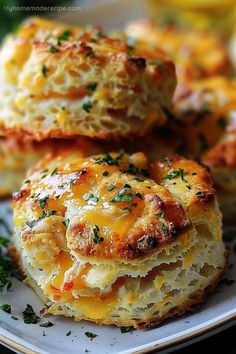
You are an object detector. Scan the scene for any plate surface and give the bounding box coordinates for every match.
[0,199,236,354]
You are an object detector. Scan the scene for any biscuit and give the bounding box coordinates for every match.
[0,17,176,140]
[13,149,226,328]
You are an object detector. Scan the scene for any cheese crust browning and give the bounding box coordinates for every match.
[173,76,236,221]
[13,149,226,328]
[0,17,176,140]
[125,20,232,85]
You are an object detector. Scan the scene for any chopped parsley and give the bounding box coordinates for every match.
[94,153,123,166]
[26,210,57,228]
[11,316,18,320]
[103,170,109,176]
[82,101,92,113]
[120,326,134,333]
[0,266,12,292]
[110,184,132,203]
[86,83,97,93]
[38,196,49,209]
[106,184,115,192]
[85,331,97,340]
[217,116,227,129]
[93,225,104,244]
[66,330,72,336]
[57,30,71,45]
[49,45,58,53]
[22,304,40,324]
[0,303,11,313]
[39,321,54,328]
[163,168,187,182]
[195,191,204,197]
[42,64,49,78]
[50,168,58,177]
[62,218,70,229]
[84,193,99,203]
[156,211,164,218]
[124,163,149,177]
[161,225,168,235]
[132,177,145,182]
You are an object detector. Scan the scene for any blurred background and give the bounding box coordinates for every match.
[1,0,236,40]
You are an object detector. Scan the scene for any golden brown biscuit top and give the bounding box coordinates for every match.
[2,16,174,89]
[125,20,231,82]
[173,77,236,159]
[13,149,216,261]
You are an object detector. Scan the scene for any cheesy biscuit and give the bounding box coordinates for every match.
[12,149,226,328]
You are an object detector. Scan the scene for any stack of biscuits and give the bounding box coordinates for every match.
[0,17,231,328]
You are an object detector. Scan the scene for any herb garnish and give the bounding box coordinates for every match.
[195,191,204,197]
[110,184,132,203]
[161,225,168,235]
[57,30,71,45]
[62,219,70,229]
[94,153,123,166]
[49,45,58,53]
[106,184,115,192]
[85,331,97,340]
[39,321,54,328]
[50,168,58,177]
[84,193,99,204]
[132,177,145,182]
[42,64,49,78]
[22,304,40,324]
[82,101,92,113]
[0,303,11,313]
[93,225,104,244]
[86,83,97,93]
[124,163,149,177]
[103,170,109,176]
[11,316,18,320]
[163,168,187,182]
[120,326,134,333]
[26,210,57,228]
[38,196,49,209]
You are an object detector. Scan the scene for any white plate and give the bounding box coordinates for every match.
[0,199,236,354]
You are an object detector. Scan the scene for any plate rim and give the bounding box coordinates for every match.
[0,311,236,354]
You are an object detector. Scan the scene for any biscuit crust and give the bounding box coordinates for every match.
[0,17,176,140]
[12,149,226,328]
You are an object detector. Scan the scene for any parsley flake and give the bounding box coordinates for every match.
[66,330,72,336]
[38,196,48,209]
[95,152,123,166]
[42,64,49,78]
[39,321,54,328]
[93,225,104,244]
[49,45,58,53]
[22,304,40,324]
[120,326,134,333]
[85,331,97,340]
[82,101,92,113]
[86,83,97,93]
[161,225,168,235]
[57,30,71,45]
[62,218,70,229]
[0,303,11,313]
